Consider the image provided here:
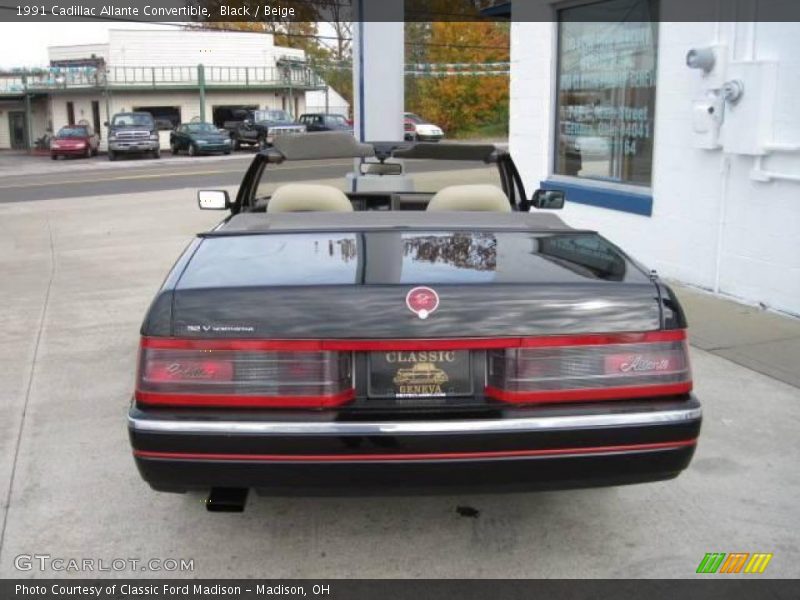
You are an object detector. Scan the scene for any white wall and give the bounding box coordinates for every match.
[47,31,305,71]
[510,16,800,316]
[353,20,404,142]
[305,86,350,116]
[50,93,103,130]
[106,29,303,68]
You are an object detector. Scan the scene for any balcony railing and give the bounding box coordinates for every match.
[0,64,324,94]
[0,77,25,94]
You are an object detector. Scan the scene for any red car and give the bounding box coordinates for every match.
[50,125,100,159]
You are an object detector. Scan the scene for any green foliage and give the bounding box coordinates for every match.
[195,15,510,132]
[405,21,509,137]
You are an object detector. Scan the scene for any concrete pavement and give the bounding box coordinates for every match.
[0,175,798,579]
[672,286,800,389]
[0,149,251,178]
[0,153,485,203]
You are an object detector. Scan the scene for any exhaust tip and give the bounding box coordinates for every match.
[205,487,249,512]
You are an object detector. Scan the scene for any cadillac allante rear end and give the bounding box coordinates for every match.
[128,217,701,503]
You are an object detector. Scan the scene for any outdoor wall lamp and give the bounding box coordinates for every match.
[686,47,716,73]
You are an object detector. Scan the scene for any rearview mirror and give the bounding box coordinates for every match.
[530,189,565,210]
[198,190,230,210]
[360,161,403,176]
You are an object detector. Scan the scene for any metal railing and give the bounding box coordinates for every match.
[0,76,25,93]
[0,64,324,94]
[107,65,197,86]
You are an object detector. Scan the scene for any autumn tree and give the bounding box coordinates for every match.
[407,21,509,136]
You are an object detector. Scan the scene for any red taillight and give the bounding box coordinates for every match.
[144,358,234,383]
[136,331,691,408]
[136,341,353,408]
[486,330,692,404]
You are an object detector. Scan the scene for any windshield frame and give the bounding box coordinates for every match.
[111,113,155,128]
[234,141,527,214]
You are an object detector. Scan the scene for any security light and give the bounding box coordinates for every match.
[686,47,716,73]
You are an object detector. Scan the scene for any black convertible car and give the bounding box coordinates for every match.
[129,133,700,511]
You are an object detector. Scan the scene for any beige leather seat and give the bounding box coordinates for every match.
[426,184,511,212]
[267,184,353,213]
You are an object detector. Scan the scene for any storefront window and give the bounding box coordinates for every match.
[555,0,659,186]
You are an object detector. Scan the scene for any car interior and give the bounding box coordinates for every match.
[197,132,565,215]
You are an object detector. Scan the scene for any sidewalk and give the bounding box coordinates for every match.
[672,283,800,389]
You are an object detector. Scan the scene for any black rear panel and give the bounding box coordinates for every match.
[165,230,660,339]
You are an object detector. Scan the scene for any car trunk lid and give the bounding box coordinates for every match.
[169,230,661,338]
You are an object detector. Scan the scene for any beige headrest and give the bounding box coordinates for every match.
[427,184,511,212]
[267,184,353,213]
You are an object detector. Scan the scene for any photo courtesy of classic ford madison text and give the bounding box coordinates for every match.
[0,0,798,591]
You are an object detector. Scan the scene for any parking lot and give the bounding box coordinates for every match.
[0,157,798,579]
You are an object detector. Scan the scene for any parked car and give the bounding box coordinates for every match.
[299,113,353,133]
[50,125,99,159]
[404,112,444,141]
[170,122,232,156]
[128,133,700,511]
[222,109,305,150]
[106,112,160,161]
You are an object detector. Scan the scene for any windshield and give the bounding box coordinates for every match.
[111,114,154,127]
[186,123,219,134]
[404,113,427,124]
[325,115,348,126]
[255,158,500,199]
[56,127,88,138]
[254,110,291,122]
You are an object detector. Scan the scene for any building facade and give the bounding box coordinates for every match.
[510,1,800,316]
[0,29,347,151]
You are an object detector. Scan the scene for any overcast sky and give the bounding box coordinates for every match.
[0,22,339,69]
[0,22,176,68]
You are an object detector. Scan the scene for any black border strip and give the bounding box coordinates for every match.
[2,579,798,599]
[2,0,800,22]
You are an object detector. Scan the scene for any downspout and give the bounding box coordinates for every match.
[198,64,206,123]
[22,74,32,151]
[713,154,730,294]
[104,79,111,133]
[288,67,293,119]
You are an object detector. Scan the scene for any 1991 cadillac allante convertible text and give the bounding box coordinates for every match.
[128,133,701,511]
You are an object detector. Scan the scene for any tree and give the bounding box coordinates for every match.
[407,21,509,136]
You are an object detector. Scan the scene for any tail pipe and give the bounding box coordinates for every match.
[205,487,249,512]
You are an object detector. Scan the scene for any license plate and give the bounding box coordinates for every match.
[368,351,472,398]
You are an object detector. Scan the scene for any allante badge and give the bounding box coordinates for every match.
[406,287,440,319]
